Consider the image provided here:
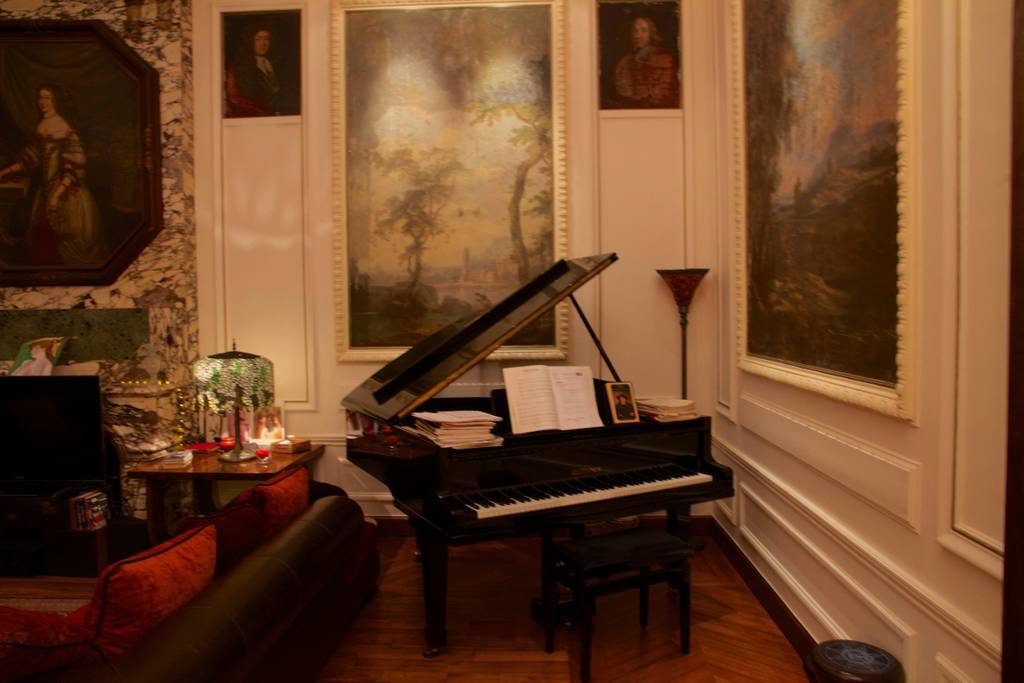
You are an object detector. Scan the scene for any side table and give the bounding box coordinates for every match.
[127,444,325,544]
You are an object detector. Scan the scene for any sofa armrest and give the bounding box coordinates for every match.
[23,495,370,683]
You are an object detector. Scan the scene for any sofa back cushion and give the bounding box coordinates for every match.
[175,500,265,574]
[0,607,103,683]
[236,466,309,537]
[82,525,217,657]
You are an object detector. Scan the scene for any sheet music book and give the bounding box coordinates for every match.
[502,365,603,434]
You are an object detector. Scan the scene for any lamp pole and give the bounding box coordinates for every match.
[656,268,708,400]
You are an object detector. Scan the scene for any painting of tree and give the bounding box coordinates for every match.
[743,0,900,385]
[340,2,564,352]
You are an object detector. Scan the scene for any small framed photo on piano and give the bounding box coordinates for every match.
[605,382,640,424]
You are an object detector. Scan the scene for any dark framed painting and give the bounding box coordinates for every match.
[0,21,162,287]
[598,0,681,110]
[735,0,912,419]
[332,0,568,362]
[222,10,301,118]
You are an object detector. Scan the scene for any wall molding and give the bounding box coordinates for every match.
[935,652,975,683]
[738,393,921,530]
[713,435,1001,668]
[737,483,919,680]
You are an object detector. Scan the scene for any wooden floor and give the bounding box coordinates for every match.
[0,532,809,683]
[316,534,809,683]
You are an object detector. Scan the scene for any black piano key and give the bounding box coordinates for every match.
[469,493,493,507]
[456,495,479,509]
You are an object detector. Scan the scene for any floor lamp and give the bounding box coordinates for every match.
[656,268,708,399]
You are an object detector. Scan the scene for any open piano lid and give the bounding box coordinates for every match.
[342,253,617,423]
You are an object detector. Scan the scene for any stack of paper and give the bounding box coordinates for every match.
[160,449,194,468]
[635,397,698,422]
[405,410,504,449]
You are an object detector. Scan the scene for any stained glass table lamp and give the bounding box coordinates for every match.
[192,346,274,462]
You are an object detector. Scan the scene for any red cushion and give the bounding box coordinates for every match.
[175,501,265,574]
[236,467,309,537]
[0,606,102,683]
[81,525,216,657]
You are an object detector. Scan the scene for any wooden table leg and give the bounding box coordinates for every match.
[194,480,217,515]
[416,530,449,657]
[144,479,172,545]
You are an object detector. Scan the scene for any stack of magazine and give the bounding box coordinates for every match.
[635,397,698,422]
[160,449,194,468]
[402,410,504,449]
[69,490,108,531]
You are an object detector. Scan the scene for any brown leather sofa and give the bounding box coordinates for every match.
[23,494,380,683]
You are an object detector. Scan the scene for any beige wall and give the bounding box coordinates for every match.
[193,1,1009,680]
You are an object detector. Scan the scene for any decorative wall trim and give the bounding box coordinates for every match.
[739,393,921,529]
[737,483,919,680]
[935,652,975,683]
[713,435,1001,668]
[729,0,916,420]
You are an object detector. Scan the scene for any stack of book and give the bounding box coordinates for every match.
[160,449,194,468]
[635,397,698,422]
[69,490,108,531]
[404,410,504,449]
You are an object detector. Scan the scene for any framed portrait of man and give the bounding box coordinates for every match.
[222,10,301,118]
[0,21,162,286]
[598,0,681,110]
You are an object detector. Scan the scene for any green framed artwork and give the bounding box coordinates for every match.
[332,0,568,362]
[733,0,913,419]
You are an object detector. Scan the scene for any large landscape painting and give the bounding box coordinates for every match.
[339,2,563,355]
[743,0,900,386]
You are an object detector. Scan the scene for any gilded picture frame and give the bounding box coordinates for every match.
[0,20,162,287]
[331,0,568,362]
[732,0,914,420]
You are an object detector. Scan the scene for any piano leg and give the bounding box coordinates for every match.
[415,530,449,657]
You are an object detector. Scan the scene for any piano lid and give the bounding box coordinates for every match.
[342,253,618,422]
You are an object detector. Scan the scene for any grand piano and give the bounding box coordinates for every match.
[343,253,734,655]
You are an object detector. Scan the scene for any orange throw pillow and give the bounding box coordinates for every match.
[0,607,102,683]
[81,525,216,657]
[237,467,309,537]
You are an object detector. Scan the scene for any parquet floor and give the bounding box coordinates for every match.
[316,534,809,683]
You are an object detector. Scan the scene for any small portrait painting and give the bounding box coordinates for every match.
[598,1,681,110]
[606,382,640,424]
[223,10,301,118]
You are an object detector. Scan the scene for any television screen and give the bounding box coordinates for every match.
[0,376,106,486]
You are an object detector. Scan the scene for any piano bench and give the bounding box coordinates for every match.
[541,526,695,682]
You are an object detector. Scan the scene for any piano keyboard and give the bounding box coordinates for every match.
[450,464,713,520]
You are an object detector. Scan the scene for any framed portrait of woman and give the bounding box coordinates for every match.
[0,21,162,286]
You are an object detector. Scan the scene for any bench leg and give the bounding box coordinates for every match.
[542,535,558,653]
[678,563,691,654]
[639,567,649,628]
[576,579,593,683]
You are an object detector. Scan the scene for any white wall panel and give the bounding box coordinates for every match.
[738,484,918,675]
[739,393,920,528]
[597,112,685,397]
[221,120,311,404]
[952,0,1011,555]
